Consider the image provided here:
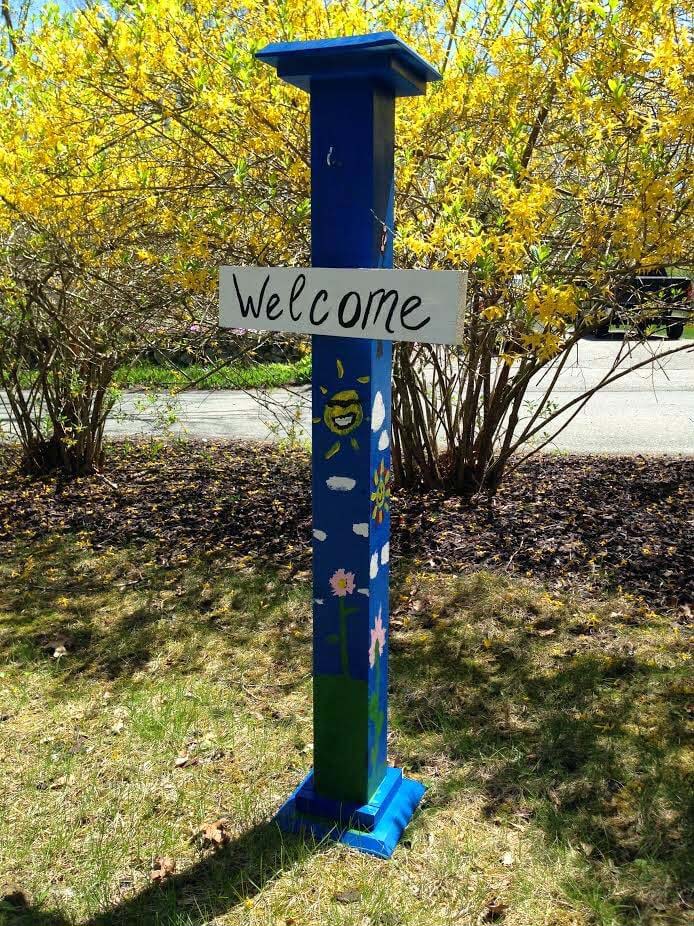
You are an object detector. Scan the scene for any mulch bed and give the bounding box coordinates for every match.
[0,442,691,611]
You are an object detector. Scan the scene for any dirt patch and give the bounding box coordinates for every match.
[0,442,691,610]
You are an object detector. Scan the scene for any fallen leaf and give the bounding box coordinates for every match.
[174,754,199,769]
[150,857,176,883]
[49,775,70,790]
[70,734,88,754]
[481,897,508,922]
[44,634,73,658]
[198,817,231,849]
[199,586,215,611]
[334,889,361,904]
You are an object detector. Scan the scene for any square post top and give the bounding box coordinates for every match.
[256,31,441,97]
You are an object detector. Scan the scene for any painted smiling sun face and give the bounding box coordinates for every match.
[324,390,363,436]
[314,358,370,460]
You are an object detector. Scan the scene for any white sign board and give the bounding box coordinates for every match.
[219,267,467,344]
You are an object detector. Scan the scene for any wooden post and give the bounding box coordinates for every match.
[254,33,441,858]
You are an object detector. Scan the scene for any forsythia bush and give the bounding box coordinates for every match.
[0,0,692,480]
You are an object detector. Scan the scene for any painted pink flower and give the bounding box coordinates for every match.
[369,610,386,668]
[329,568,355,597]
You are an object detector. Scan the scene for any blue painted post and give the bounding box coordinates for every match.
[256,33,440,859]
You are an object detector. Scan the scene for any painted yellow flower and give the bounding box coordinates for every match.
[370,460,392,525]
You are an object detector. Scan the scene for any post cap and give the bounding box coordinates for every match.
[256,31,441,97]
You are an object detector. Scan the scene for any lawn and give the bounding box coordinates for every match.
[0,445,691,925]
[14,358,312,393]
[596,325,693,340]
[112,358,312,391]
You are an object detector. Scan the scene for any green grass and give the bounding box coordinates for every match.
[13,357,312,392]
[113,357,312,390]
[604,322,693,340]
[0,538,690,925]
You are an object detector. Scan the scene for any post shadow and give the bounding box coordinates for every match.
[4,821,319,926]
[388,602,692,896]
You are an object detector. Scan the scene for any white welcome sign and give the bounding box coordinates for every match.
[219,267,467,344]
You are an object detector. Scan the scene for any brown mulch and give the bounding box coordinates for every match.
[0,442,691,611]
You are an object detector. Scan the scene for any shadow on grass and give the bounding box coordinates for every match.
[0,538,310,694]
[390,578,692,922]
[5,822,314,926]
[2,549,691,924]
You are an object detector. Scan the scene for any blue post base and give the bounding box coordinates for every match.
[274,768,425,859]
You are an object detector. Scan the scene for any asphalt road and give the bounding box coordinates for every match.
[2,338,693,454]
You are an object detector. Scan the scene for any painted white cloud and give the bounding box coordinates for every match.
[352,523,369,538]
[378,429,389,451]
[358,588,369,597]
[371,391,386,431]
[314,598,324,605]
[326,476,356,492]
[370,551,379,579]
[381,542,390,565]
[313,529,327,541]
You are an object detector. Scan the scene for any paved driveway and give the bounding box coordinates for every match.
[2,338,693,454]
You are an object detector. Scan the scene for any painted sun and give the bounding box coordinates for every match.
[314,358,370,460]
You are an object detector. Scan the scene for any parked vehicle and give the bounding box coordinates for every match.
[595,272,692,340]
